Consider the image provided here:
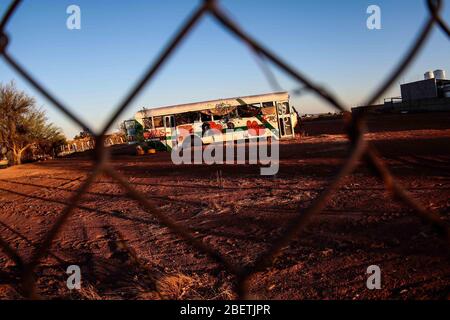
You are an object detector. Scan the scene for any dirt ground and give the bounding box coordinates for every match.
[0,112,449,300]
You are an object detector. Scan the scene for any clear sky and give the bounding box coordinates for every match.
[0,0,449,139]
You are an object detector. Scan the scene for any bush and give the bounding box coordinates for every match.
[0,82,66,165]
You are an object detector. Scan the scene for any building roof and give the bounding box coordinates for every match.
[135,92,289,118]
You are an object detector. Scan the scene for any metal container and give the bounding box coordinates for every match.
[434,69,446,80]
[424,71,434,80]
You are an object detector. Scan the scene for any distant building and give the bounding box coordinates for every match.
[401,77,450,101]
[352,69,450,114]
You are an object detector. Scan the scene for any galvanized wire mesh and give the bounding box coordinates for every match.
[0,0,449,299]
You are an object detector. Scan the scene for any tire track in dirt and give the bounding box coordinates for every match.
[79,218,161,299]
[2,124,450,299]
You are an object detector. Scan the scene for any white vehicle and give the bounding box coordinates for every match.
[135,92,297,150]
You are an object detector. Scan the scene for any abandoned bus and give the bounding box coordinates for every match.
[135,92,297,150]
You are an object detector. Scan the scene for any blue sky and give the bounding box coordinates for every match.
[0,0,449,138]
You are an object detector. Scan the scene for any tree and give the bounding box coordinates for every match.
[0,82,66,165]
[74,128,92,140]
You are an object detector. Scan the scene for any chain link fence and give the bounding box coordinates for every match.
[0,0,449,299]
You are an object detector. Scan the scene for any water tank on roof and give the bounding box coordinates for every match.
[434,69,446,80]
[424,71,434,80]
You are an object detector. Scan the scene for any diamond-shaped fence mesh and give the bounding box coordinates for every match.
[0,0,449,299]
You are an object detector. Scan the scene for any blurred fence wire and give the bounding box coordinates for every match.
[0,0,449,299]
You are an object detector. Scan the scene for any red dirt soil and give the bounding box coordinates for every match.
[0,112,449,300]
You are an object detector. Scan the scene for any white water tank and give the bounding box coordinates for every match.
[424,71,434,80]
[434,69,446,80]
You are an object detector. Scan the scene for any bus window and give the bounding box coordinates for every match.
[212,114,231,122]
[143,118,153,129]
[200,112,212,122]
[237,104,260,117]
[261,104,276,116]
[164,115,175,128]
[175,112,199,125]
[262,101,274,108]
[280,102,290,114]
[153,116,163,128]
[212,114,223,121]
